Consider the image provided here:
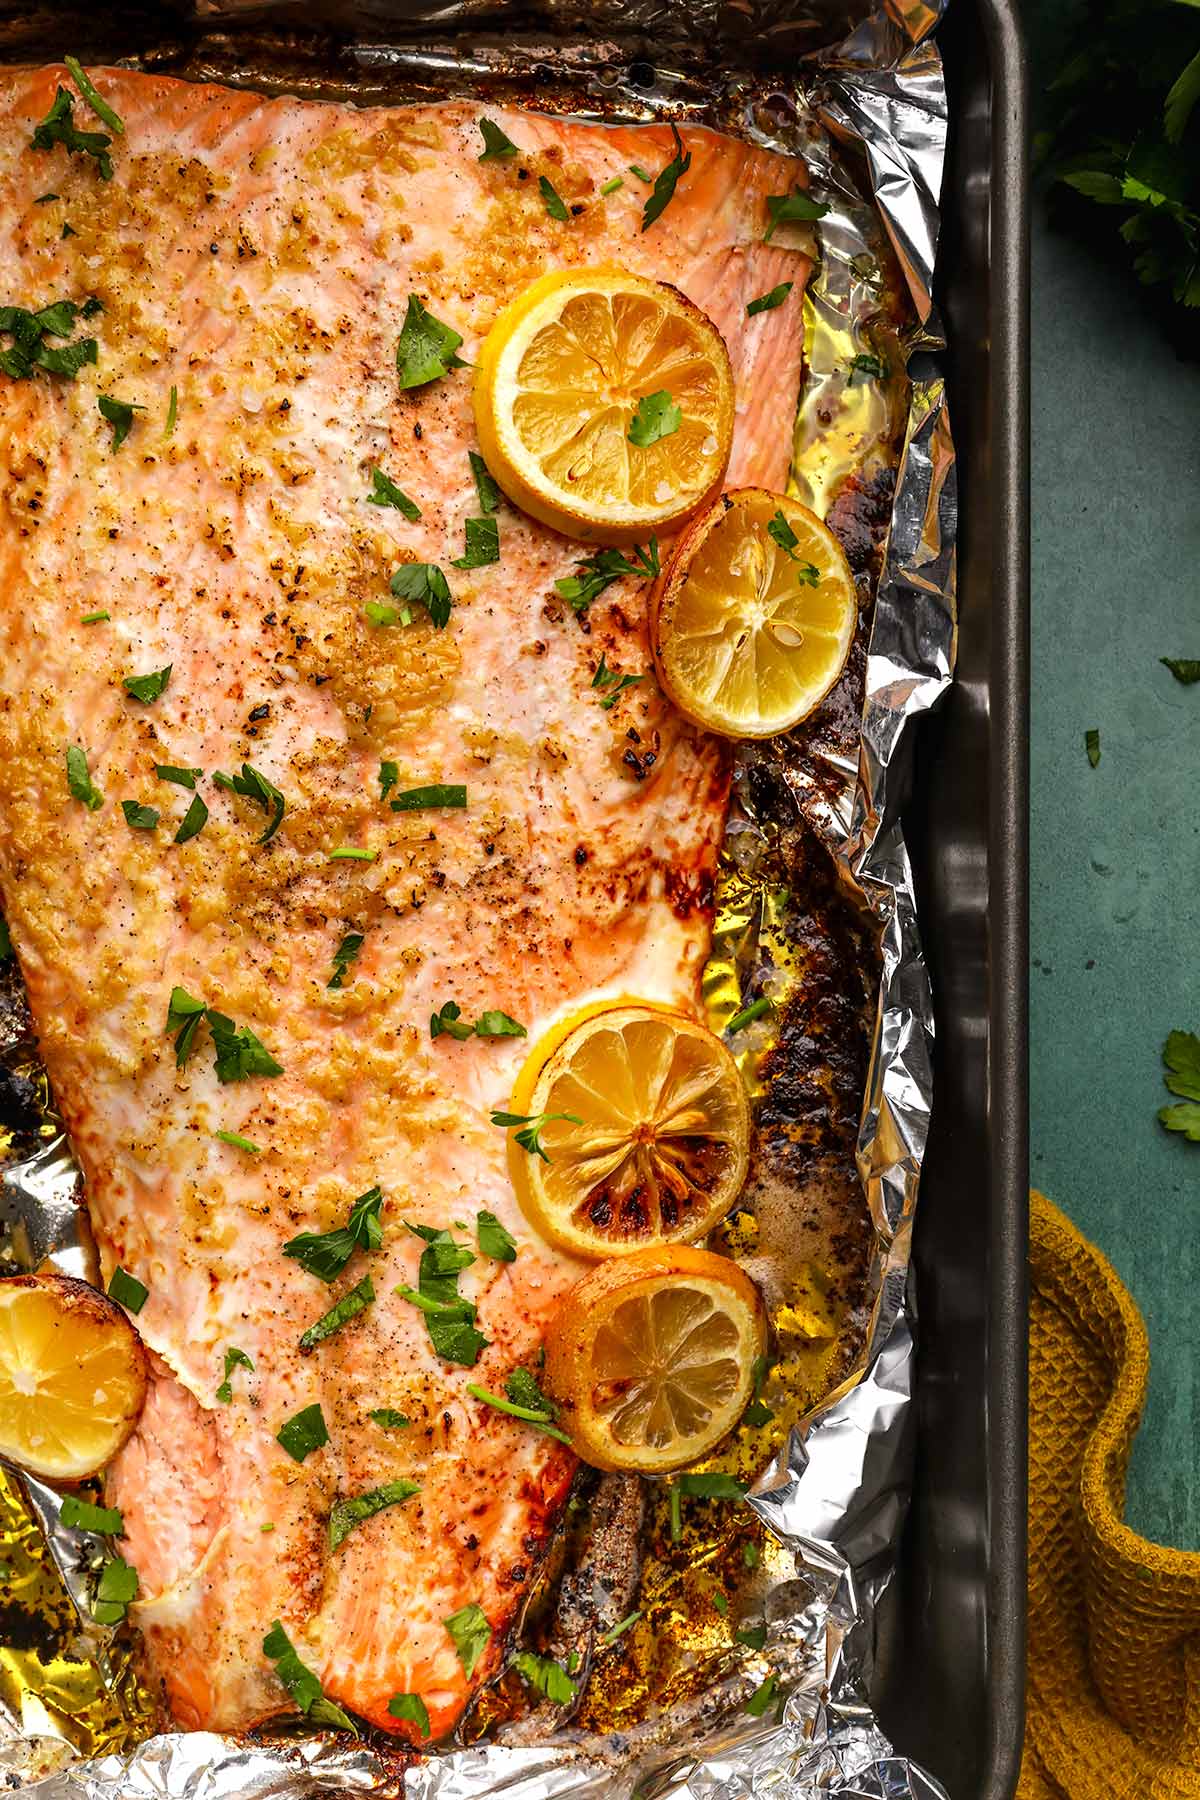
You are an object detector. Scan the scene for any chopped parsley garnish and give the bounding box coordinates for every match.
[477,117,518,161]
[328,930,364,990]
[744,1673,779,1717]
[598,1610,641,1647]
[365,601,404,627]
[600,175,624,196]
[34,192,59,203]
[390,783,467,812]
[469,450,501,514]
[30,86,114,181]
[0,299,97,381]
[365,466,420,520]
[642,125,691,231]
[554,539,659,611]
[154,763,201,788]
[166,987,207,1065]
[539,175,570,221]
[847,351,887,380]
[379,761,398,802]
[766,510,799,556]
[389,562,452,628]
[1162,658,1200,684]
[262,1619,355,1731]
[283,1185,384,1283]
[215,1346,254,1403]
[369,1408,410,1430]
[165,991,284,1081]
[173,792,208,845]
[491,1108,582,1163]
[98,394,143,450]
[81,609,109,624]
[92,1555,138,1625]
[215,1130,260,1154]
[591,654,644,710]
[764,190,830,241]
[329,846,375,862]
[628,390,681,448]
[388,1691,431,1736]
[1085,727,1101,769]
[66,744,102,811]
[120,799,158,831]
[396,295,467,389]
[107,1266,148,1314]
[298,1272,376,1353]
[476,1209,517,1262]
[1157,1030,1200,1140]
[445,1602,491,1677]
[743,1539,760,1569]
[743,1351,774,1426]
[430,1002,526,1042]
[735,1622,768,1651]
[165,384,178,437]
[467,1368,570,1443]
[275,1402,329,1464]
[677,1472,747,1501]
[63,57,125,137]
[513,1650,576,1705]
[396,1222,488,1365]
[452,515,500,570]
[747,281,794,316]
[61,1496,123,1535]
[329,1477,420,1550]
[212,762,286,844]
[727,995,771,1034]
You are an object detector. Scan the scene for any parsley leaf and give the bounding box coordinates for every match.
[490,1108,582,1163]
[173,792,208,845]
[275,1402,329,1464]
[735,1622,767,1651]
[554,539,660,611]
[262,1619,356,1731]
[207,1009,284,1083]
[61,1495,123,1535]
[329,1477,420,1550]
[539,175,570,222]
[328,930,364,990]
[1158,1030,1200,1140]
[430,1001,473,1041]
[747,282,794,316]
[642,124,692,232]
[388,1691,430,1736]
[592,654,644,710]
[513,1650,576,1705]
[369,1408,410,1430]
[467,1375,571,1444]
[92,1554,138,1624]
[452,516,500,570]
[283,1186,384,1283]
[121,799,158,831]
[299,1272,376,1353]
[469,450,501,514]
[847,352,887,380]
[475,1009,526,1038]
[676,1472,746,1501]
[123,665,171,704]
[745,1673,779,1717]
[396,1224,488,1365]
[30,86,113,180]
[1085,728,1101,768]
[211,762,286,844]
[763,190,829,241]
[215,1345,254,1404]
[390,783,467,812]
[767,510,799,556]
[396,295,467,389]
[0,300,97,381]
[445,1602,491,1677]
[66,744,103,811]
[154,763,201,788]
[477,117,519,161]
[379,760,398,802]
[389,562,453,628]
[1162,658,1200,684]
[628,390,681,448]
[166,986,207,1066]
[365,466,420,520]
[476,1210,517,1262]
[107,1266,148,1313]
[63,57,125,136]
[98,394,143,450]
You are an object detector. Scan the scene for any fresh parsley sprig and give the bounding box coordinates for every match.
[283,1185,384,1283]
[430,1001,526,1041]
[490,1109,582,1163]
[262,1618,355,1730]
[642,124,691,232]
[554,538,659,612]
[212,762,286,844]
[30,86,114,180]
[763,189,830,242]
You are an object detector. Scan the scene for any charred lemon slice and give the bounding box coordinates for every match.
[474,268,734,544]
[0,1273,148,1480]
[505,1002,750,1259]
[545,1245,765,1472]
[650,487,857,738]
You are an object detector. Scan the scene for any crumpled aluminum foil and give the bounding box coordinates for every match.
[2,0,958,1794]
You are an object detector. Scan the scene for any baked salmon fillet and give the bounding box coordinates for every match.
[0,65,810,1738]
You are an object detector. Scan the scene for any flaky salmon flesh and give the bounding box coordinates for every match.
[0,66,811,1740]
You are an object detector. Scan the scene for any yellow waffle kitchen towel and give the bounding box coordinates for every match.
[1019,1191,1200,1800]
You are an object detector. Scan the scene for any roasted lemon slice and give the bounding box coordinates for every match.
[650,487,857,738]
[545,1245,765,1472]
[0,1273,148,1480]
[504,1002,750,1259]
[474,268,734,543]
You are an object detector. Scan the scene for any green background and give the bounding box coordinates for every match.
[1025,2,1200,1546]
